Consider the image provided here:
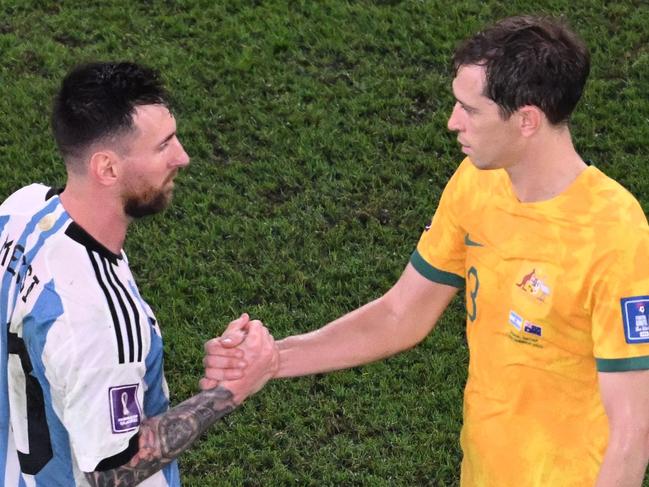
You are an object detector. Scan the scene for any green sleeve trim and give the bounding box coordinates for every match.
[410,249,464,288]
[596,356,649,372]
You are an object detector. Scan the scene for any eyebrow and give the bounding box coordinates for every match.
[455,96,478,112]
[451,83,477,112]
[159,131,176,146]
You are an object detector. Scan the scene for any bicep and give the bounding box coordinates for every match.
[598,370,649,432]
[381,262,460,343]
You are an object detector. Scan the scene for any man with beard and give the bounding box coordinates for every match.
[0,62,278,486]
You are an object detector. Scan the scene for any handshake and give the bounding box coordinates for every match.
[199,313,279,404]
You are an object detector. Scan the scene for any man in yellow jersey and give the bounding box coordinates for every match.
[203,16,649,486]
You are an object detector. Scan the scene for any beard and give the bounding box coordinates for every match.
[123,185,173,218]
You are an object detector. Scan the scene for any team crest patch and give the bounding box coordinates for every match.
[515,268,551,302]
[621,296,649,344]
[109,384,142,433]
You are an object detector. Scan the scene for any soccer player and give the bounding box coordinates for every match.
[204,16,649,486]
[0,62,277,486]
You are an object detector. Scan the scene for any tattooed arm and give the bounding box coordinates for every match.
[85,386,235,487]
[85,320,278,487]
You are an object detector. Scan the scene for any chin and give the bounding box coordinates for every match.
[468,156,487,169]
[468,157,501,171]
[124,191,172,218]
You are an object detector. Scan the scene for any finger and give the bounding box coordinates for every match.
[248,320,272,341]
[220,313,251,347]
[199,377,220,390]
[204,339,244,358]
[203,367,244,381]
[242,321,273,350]
[203,354,247,370]
[245,320,268,340]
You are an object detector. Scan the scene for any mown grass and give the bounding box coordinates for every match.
[1,0,649,485]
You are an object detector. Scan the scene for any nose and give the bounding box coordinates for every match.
[447,102,462,132]
[173,138,190,168]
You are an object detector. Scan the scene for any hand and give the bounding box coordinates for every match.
[216,320,278,404]
[199,313,251,390]
[199,314,279,398]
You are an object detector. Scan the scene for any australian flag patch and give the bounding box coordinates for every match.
[523,322,542,337]
[621,296,649,344]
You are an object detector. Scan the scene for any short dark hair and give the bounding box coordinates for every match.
[52,61,169,162]
[453,15,590,125]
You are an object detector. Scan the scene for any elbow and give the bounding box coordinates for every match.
[378,297,433,355]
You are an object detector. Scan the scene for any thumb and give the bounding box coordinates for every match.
[219,313,250,348]
[199,377,220,391]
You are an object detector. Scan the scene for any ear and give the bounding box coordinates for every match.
[517,106,543,137]
[88,150,121,187]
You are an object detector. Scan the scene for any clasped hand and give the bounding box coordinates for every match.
[200,313,278,404]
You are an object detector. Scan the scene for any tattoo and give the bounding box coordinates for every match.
[85,386,235,487]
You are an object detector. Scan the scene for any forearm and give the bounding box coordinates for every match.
[276,296,429,378]
[595,436,649,487]
[235,265,457,380]
[85,386,236,487]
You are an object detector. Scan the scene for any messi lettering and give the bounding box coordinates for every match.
[1,234,41,303]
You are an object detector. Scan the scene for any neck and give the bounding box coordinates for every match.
[505,127,587,203]
[59,179,129,254]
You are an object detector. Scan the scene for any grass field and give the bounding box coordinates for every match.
[2,0,649,485]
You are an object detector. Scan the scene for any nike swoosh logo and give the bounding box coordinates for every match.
[464,234,483,247]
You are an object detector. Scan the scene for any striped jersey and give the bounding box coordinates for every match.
[0,184,180,486]
[412,158,649,486]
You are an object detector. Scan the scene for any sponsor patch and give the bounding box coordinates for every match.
[621,296,649,344]
[109,384,142,433]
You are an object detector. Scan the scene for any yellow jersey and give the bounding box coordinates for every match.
[412,158,649,486]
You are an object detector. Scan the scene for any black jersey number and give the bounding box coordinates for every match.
[7,331,53,474]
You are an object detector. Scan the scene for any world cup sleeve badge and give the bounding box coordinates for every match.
[621,296,649,344]
[109,384,142,433]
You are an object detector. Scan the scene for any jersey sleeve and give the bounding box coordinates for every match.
[591,228,649,372]
[36,286,147,472]
[410,160,469,288]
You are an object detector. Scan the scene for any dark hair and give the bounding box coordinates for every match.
[453,15,590,125]
[52,61,169,161]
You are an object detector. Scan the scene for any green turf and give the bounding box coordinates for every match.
[2,0,649,485]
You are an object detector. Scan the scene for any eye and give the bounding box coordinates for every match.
[158,140,171,151]
[461,104,475,115]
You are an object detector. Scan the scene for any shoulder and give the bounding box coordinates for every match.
[446,157,507,192]
[584,167,647,227]
[0,183,54,215]
[440,158,506,214]
[585,181,649,282]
